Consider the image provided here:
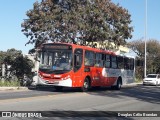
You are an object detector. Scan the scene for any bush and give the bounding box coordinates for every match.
[135,78,142,83]
[0,79,20,87]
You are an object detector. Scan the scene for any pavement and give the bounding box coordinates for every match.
[0,82,143,91]
[122,82,142,88]
[0,86,28,91]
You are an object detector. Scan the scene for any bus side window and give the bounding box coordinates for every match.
[124,57,130,70]
[74,55,80,66]
[130,58,134,70]
[95,53,103,67]
[111,56,117,69]
[85,51,94,66]
[95,53,99,67]
[74,49,83,72]
[102,54,105,67]
[117,56,124,69]
[104,54,111,68]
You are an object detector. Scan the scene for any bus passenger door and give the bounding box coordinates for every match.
[73,49,83,87]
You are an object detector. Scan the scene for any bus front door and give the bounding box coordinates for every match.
[73,49,83,87]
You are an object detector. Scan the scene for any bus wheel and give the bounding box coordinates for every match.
[111,86,115,90]
[92,86,100,90]
[28,85,37,90]
[54,86,63,91]
[81,77,90,92]
[115,79,122,90]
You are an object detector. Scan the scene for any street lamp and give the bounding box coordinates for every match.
[144,0,147,77]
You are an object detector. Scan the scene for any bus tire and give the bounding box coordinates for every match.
[54,86,63,91]
[111,86,115,90]
[28,85,37,90]
[81,77,90,92]
[92,86,100,90]
[115,79,122,90]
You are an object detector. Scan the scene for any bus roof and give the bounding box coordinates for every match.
[43,42,116,55]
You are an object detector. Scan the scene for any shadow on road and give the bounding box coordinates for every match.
[29,86,83,93]
[87,84,160,104]
[29,84,160,105]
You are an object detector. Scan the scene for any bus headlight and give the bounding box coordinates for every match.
[38,73,43,79]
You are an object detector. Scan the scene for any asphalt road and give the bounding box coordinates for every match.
[0,85,160,120]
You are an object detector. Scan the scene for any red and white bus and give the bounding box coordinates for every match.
[33,42,135,91]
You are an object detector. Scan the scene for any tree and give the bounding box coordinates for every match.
[11,55,34,79]
[0,49,34,80]
[0,51,6,76]
[21,0,133,50]
[128,39,160,78]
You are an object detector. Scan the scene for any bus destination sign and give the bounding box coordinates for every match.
[43,44,72,50]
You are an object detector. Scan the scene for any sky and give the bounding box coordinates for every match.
[0,0,160,54]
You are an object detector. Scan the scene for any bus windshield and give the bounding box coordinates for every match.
[39,50,72,73]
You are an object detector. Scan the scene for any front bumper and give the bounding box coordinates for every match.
[143,81,157,85]
[37,77,72,87]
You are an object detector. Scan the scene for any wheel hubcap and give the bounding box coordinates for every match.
[118,81,121,89]
[84,81,88,89]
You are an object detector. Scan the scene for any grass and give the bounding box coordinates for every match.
[0,79,20,87]
[135,78,143,83]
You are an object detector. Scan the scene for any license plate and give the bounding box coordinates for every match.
[54,81,59,84]
[49,81,59,84]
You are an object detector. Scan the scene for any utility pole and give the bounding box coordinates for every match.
[144,0,147,77]
[2,63,5,82]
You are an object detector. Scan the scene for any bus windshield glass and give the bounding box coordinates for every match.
[39,50,72,72]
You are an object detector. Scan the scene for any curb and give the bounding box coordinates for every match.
[0,83,142,91]
[0,87,28,91]
[122,82,142,88]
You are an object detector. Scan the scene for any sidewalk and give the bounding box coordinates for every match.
[0,86,28,91]
[122,82,142,88]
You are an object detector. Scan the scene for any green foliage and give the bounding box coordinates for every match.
[129,39,160,78]
[135,77,142,83]
[0,79,20,87]
[0,51,6,64]
[22,0,133,49]
[0,49,34,80]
